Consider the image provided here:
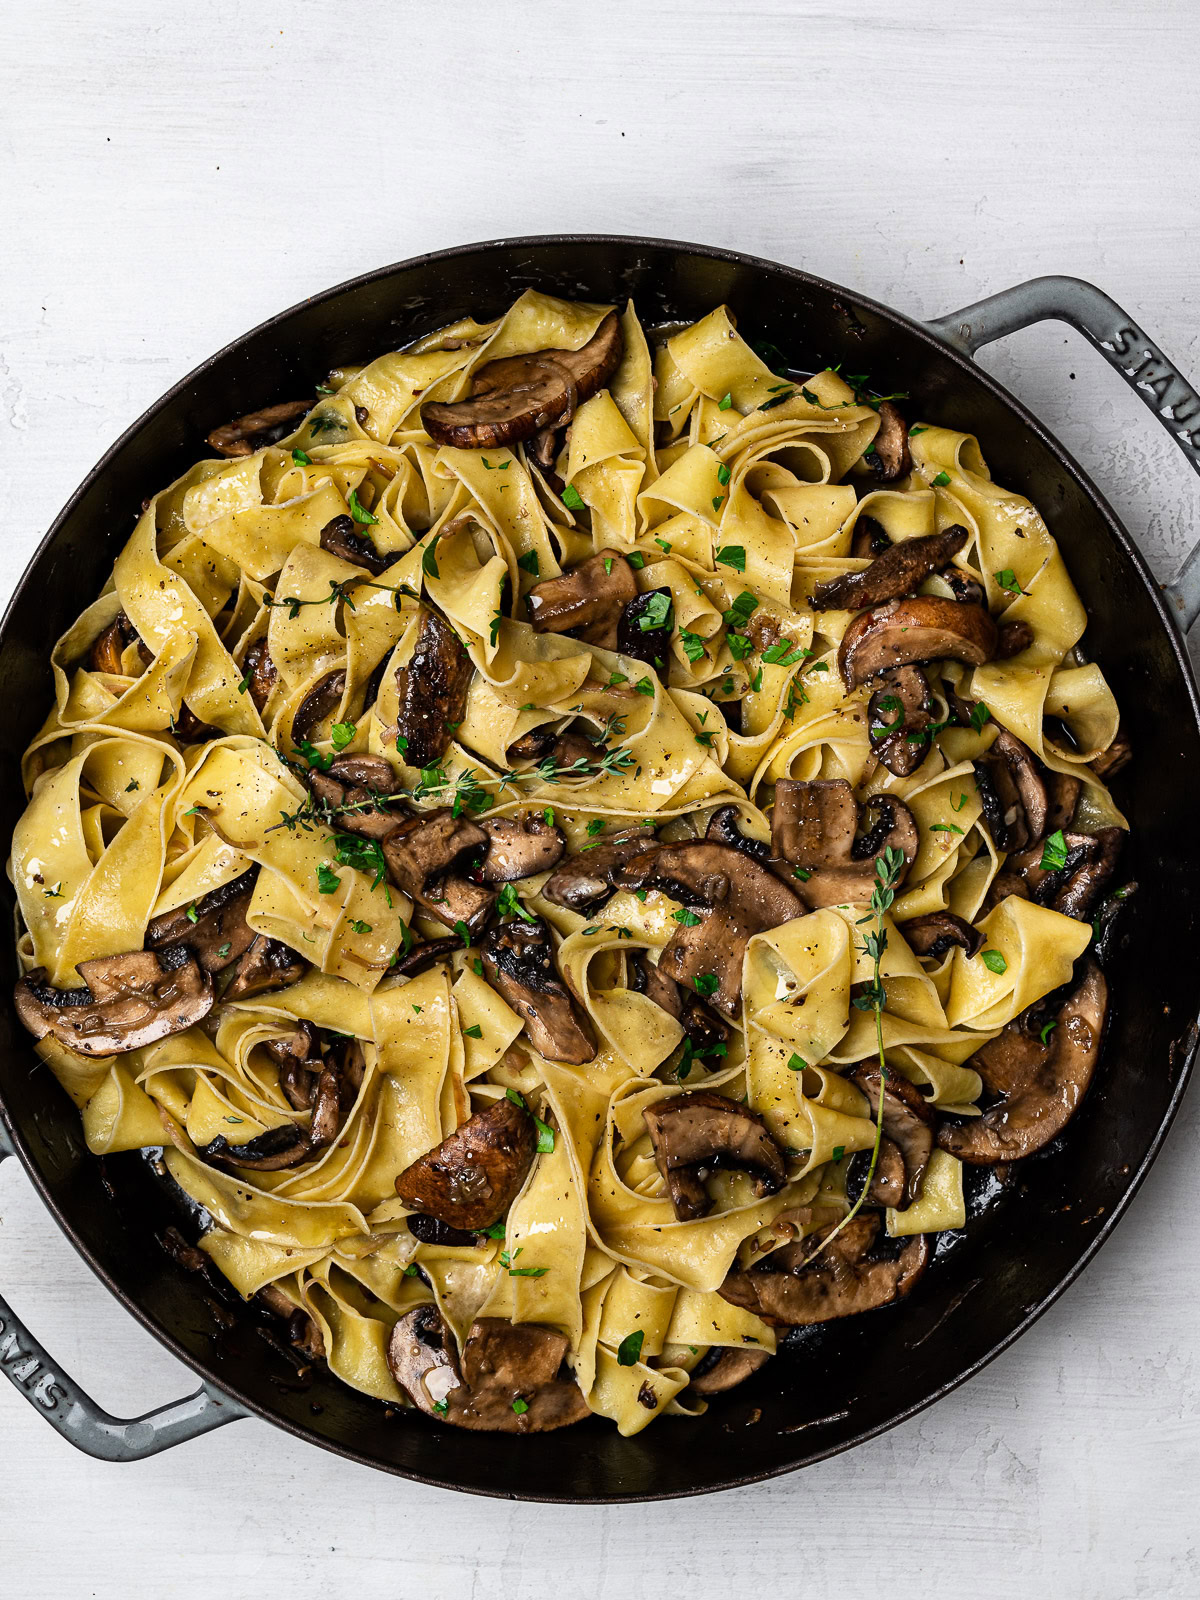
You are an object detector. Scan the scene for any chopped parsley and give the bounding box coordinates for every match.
[638,592,674,632]
[679,628,707,663]
[980,948,1008,975]
[561,484,586,512]
[718,393,733,411]
[462,1024,483,1039]
[787,1053,808,1072]
[292,448,311,466]
[348,488,378,525]
[1040,829,1069,870]
[185,903,199,924]
[1039,1020,1059,1045]
[672,908,702,927]
[616,1330,645,1367]
[931,470,951,487]
[347,919,372,936]
[993,568,1023,596]
[316,864,340,895]
[716,545,746,572]
[693,974,719,997]
[330,720,356,752]
[517,549,540,576]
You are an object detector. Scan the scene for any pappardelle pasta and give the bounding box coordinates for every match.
[11,292,1132,1435]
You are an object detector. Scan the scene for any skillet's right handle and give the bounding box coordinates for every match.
[0,1117,247,1460]
[927,275,1200,630]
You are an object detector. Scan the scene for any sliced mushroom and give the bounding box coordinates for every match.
[395,1095,537,1231]
[849,515,891,559]
[200,1122,310,1172]
[422,310,623,451]
[870,401,912,482]
[629,954,730,1057]
[395,608,474,768]
[981,870,1031,916]
[406,1213,481,1248]
[616,589,675,668]
[1044,770,1082,834]
[938,960,1108,1164]
[704,806,773,865]
[849,1066,934,1208]
[810,528,969,612]
[839,597,998,689]
[389,935,461,978]
[525,549,638,650]
[478,811,566,882]
[264,1021,323,1111]
[480,917,595,1064]
[643,1090,786,1222]
[1090,728,1132,781]
[541,828,656,912]
[1007,827,1123,922]
[207,400,311,458]
[381,809,495,935]
[996,619,1035,659]
[172,704,223,744]
[292,670,346,746]
[720,1213,929,1326]
[224,935,307,1000]
[974,728,1049,852]
[900,911,983,961]
[258,1284,326,1362]
[847,1136,908,1209]
[386,1308,589,1431]
[308,1037,364,1149]
[507,726,601,772]
[318,513,391,576]
[146,868,259,973]
[868,665,934,777]
[771,779,919,909]
[308,754,405,840]
[687,1345,771,1397]
[15,946,214,1057]
[941,565,986,607]
[241,638,277,714]
[87,611,139,675]
[634,840,807,1018]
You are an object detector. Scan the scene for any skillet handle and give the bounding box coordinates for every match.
[927,275,1200,630]
[0,1119,248,1460]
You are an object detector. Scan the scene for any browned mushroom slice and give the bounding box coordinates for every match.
[207,400,311,458]
[88,611,140,674]
[996,619,1035,659]
[849,515,891,559]
[629,955,730,1057]
[870,401,912,482]
[200,1122,311,1172]
[172,704,223,745]
[1044,770,1082,833]
[146,868,259,973]
[810,527,969,612]
[480,917,595,1064]
[257,1283,326,1362]
[849,1066,934,1208]
[1007,827,1123,922]
[387,1308,589,1432]
[868,665,934,777]
[308,754,405,840]
[973,727,1048,852]
[938,960,1108,1164]
[839,597,998,689]
[291,670,346,746]
[308,1063,343,1148]
[525,549,638,650]
[241,638,277,714]
[719,1213,929,1326]
[318,513,391,576]
[686,1346,771,1397]
[616,588,675,668]
[478,811,566,882]
[224,935,307,1000]
[422,310,623,451]
[636,841,807,1019]
[389,935,461,978]
[900,911,983,961]
[15,946,214,1057]
[541,828,656,912]
[848,1135,907,1208]
[704,806,773,865]
[980,869,1031,916]
[506,726,601,772]
[1090,728,1131,781]
[395,1096,537,1231]
[264,1021,323,1111]
[406,1213,481,1248]
[381,809,495,935]
[395,608,474,768]
[771,779,919,908]
[643,1091,786,1222]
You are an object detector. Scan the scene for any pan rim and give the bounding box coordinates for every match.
[2,232,1197,1501]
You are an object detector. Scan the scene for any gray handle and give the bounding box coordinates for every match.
[928,274,1200,629]
[0,1118,247,1460]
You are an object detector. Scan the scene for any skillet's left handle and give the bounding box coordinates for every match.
[0,1119,248,1461]
[927,275,1200,630]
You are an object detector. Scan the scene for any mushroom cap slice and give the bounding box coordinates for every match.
[318,513,391,576]
[849,1065,935,1208]
[200,1122,311,1172]
[394,606,474,769]
[223,935,306,1000]
[870,401,912,482]
[687,1345,771,1397]
[394,1095,537,1231]
[810,527,969,612]
[616,588,675,667]
[291,670,346,745]
[421,310,623,451]
[381,809,495,935]
[839,596,998,689]
[206,399,311,458]
[481,917,596,1064]
[719,1213,930,1326]
[644,1090,787,1221]
[541,828,656,912]
[771,779,919,908]
[900,910,983,961]
[1007,827,1123,922]
[15,946,214,1057]
[525,549,638,650]
[938,959,1108,1164]
[1090,728,1132,781]
[478,811,566,883]
[387,1308,589,1432]
[240,638,277,714]
[629,954,729,1056]
[867,665,934,778]
[146,867,259,973]
[389,935,461,979]
[973,726,1050,853]
[308,756,405,840]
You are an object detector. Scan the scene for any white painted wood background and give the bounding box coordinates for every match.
[2,2,1198,1595]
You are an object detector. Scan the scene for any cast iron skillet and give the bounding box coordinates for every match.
[1,237,1199,1500]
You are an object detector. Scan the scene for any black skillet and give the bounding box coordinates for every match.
[1,237,1198,1499]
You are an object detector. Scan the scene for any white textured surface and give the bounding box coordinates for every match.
[2,3,1199,1595]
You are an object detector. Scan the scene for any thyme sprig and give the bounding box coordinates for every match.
[799,843,908,1266]
[264,576,416,618]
